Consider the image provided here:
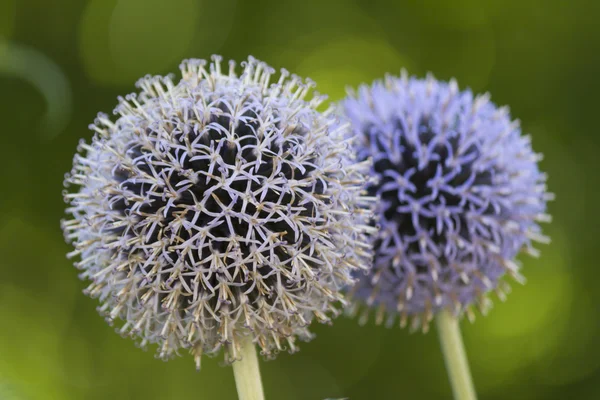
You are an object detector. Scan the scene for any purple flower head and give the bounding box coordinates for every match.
[342,72,552,331]
[61,56,375,367]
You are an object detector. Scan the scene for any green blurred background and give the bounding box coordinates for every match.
[0,0,598,399]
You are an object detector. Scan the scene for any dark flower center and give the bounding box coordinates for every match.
[364,117,496,266]
[107,102,325,306]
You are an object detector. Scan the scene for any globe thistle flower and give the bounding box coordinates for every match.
[62,56,374,368]
[342,72,552,331]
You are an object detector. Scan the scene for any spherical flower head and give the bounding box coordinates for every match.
[62,56,374,367]
[342,72,553,331]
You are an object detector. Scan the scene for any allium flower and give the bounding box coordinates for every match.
[62,56,374,367]
[342,72,552,330]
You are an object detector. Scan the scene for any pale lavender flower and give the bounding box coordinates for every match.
[342,72,553,331]
[62,56,374,367]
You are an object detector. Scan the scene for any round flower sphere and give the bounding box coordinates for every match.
[62,56,374,367]
[342,72,553,331]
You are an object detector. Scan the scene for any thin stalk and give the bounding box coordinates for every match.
[232,336,265,400]
[436,310,477,400]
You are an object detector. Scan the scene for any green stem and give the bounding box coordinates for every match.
[232,336,265,400]
[436,310,478,400]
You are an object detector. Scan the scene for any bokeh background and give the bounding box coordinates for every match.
[1,0,598,399]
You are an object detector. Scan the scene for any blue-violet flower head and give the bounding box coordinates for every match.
[342,72,553,331]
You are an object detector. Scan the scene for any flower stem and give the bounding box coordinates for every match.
[436,310,477,400]
[232,336,265,400]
